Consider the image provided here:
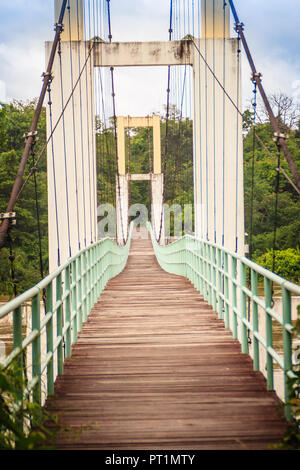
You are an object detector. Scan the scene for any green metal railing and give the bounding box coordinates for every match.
[0,223,133,407]
[148,223,300,421]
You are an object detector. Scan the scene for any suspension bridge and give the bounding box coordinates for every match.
[0,0,299,451]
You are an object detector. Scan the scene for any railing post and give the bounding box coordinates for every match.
[13,305,23,409]
[212,246,217,312]
[251,269,259,371]
[78,254,83,332]
[207,245,212,305]
[264,278,274,390]
[240,261,248,354]
[46,282,54,396]
[83,252,88,323]
[65,266,72,359]
[217,248,223,319]
[232,257,238,339]
[224,253,230,329]
[72,259,78,344]
[282,286,293,421]
[198,241,202,294]
[32,294,41,404]
[92,245,97,306]
[56,273,64,376]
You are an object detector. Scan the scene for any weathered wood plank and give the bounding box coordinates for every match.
[45,232,288,450]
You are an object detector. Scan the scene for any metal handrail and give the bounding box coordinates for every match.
[147,223,300,421]
[0,223,134,407]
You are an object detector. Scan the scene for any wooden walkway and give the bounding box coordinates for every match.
[45,233,288,450]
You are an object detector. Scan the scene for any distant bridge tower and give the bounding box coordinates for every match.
[115,116,164,245]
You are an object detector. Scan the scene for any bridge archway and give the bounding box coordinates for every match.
[115,116,164,245]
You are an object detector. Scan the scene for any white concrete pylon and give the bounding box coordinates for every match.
[55,0,84,41]
[193,0,245,254]
[46,1,96,272]
[47,0,244,272]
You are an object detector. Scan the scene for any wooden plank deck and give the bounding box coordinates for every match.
[45,232,288,450]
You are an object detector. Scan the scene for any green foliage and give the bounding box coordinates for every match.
[254,248,300,284]
[271,305,300,450]
[243,112,300,283]
[0,100,48,297]
[0,96,299,294]
[0,365,57,450]
[97,108,194,237]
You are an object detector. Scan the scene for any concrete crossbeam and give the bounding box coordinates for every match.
[94,40,193,68]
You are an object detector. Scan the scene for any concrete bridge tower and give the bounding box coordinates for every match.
[46,0,244,272]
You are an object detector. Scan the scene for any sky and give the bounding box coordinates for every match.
[0,0,299,116]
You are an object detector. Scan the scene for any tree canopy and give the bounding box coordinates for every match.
[0,94,299,297]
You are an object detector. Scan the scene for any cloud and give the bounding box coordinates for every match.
[0,40,46,102]
[0,0,299,116]
[0,81,7,103]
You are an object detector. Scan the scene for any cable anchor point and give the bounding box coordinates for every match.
[55,22,64,34]
[273,132,288,144]
[251,72,262,84]
[0,212,17,226]
[23,131,39,143]
[234,22,244,32]
[42,72,54,83]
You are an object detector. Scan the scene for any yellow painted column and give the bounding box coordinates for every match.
[152,115,161,175]
[55,0,84,41]
[201,0,230,39]
[117,117,126,176]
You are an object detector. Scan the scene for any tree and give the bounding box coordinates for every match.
[0,101,48,297]
[243,94,300,282]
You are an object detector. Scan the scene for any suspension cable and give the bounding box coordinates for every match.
[234,26,241,253]
[158,0,173,243]
[106,0,126,245]
[249,80,258,261]
[58,34,72,259]
[272,144,281,274]
[7,228,18,299]
[222,0,227,247]
[227,0,300,193]
[15,44,95,206]
[47,77,61,267]
[67,0,81,251]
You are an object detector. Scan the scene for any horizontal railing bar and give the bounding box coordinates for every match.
[0,236,127,320]
[62,321,71,337]
[0,347,23,369]
[61,289,71,303]
[53,335,63,353]
[148,223,298,422]
[41,351,53,375]
[40,312,54,330]
[23,376,40,399]
[184,234,300,295]
[267,346,284,369]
